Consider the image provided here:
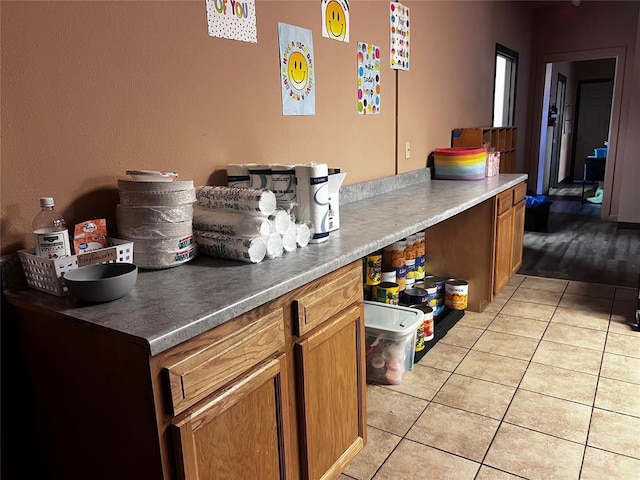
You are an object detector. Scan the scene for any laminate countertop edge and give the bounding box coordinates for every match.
[5,173,528,355]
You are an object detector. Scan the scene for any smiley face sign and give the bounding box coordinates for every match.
[322,0,349,42]
[279,23,316,115]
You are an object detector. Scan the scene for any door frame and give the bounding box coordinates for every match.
[528,47,626,221]
[549,73,566,188]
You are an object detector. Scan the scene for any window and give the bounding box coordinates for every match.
[493,44,518,127]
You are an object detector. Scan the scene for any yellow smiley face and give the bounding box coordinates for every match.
[325,1,346,41]
[288,51,308,91]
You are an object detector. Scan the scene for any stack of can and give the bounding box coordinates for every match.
[363,252,400,305]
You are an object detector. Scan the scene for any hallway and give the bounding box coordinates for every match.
[518,183,640,288]
[340,275,639,479]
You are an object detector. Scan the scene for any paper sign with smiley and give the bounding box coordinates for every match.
[278,23,316,116]
[321,0,349,42]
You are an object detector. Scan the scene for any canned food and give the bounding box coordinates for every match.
[401,287,428,306]
[383,240,406,268]
[381,266,396,283]
[363,253,382,285]
[410,304,434,351]
[405,235,417,261]
[372,282,400,304]
[395,265,407,291]
[422,281,438,307]
[445,279,469,310]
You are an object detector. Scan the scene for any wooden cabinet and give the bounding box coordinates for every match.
[8,261,365,480]
[452,127,518,173]
[494,182,526,295]
[295,305,366,480]
[171,355,291,480]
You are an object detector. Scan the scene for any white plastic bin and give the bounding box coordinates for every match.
[364,301,423,385]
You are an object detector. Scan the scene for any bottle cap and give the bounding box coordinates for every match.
[40,197,54,207]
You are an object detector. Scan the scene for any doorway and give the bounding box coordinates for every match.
[571,79,614,182]
[549,73,566,188]
[530,48,624,221]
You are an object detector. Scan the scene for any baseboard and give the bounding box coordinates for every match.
[617,222,640,230]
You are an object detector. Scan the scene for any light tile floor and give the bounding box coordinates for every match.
[341,275,640,480]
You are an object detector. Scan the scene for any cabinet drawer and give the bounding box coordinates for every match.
[496,190,513,216]
[513,183,526,205]
[163,308,285,416]
[293,264,362,337]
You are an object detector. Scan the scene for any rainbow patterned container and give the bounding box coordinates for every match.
[433,147,487,180]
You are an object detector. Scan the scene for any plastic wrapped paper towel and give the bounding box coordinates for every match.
[248,164,273,190]
[194,230,267,264]
[295,163,330,243]
[196,186,276,217]
[271,164,297,208]
[192,206,270,237]
[226,164,251,188]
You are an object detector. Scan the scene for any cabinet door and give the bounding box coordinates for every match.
[494,208,514,296]
[295,303,366,480]
[511,199,525,275]
[172,355,291,480]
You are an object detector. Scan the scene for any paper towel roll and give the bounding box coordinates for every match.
[248,164,273,191]
[294,163,330,243]
[196,186,276,217]
[271,164,297,205]
[226,164,251,188]
[194,230,266,263]
[192,206,270,236]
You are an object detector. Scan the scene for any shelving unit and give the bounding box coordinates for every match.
[451,126,518,173]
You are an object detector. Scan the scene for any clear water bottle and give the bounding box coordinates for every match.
[33,197,72,258]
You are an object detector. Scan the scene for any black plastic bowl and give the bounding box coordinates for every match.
[64,263,138,302]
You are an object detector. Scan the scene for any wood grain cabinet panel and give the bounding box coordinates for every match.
[295,303,367,480]
[163,308,286,416]
[493,182,526,296]
[293,264,362,337]
[172,355,291,480]
[511,197,525,275]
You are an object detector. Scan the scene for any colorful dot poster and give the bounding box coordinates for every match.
[357,43,381,115]
[205,0,257,43]
[390,2,410,70]
[321,0,350,42]
[278,23,316,116]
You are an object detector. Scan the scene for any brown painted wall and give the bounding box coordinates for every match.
[1,1,534,254]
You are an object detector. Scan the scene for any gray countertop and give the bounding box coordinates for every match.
[6,171,527,355]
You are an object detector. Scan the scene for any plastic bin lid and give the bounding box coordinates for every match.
[364,301,424,337]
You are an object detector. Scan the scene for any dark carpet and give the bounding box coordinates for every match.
[518,184,640,288]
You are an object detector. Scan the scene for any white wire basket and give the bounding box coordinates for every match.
[18,238,134,296]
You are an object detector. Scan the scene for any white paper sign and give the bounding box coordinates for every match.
[206,0,257,43]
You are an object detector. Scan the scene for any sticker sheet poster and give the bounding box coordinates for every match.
[390,2,410,70]
[279,23,316,116]
[357,42,381,115]
[322,0,350,42]
[205,0,257,43]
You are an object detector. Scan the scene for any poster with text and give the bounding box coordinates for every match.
[357,42,381,115]
[206,0,257,43]
[279,23,316,116]
[390,2,409,70]
[321,0,350,42]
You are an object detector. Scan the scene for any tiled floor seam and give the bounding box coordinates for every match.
[474,302,556,475]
